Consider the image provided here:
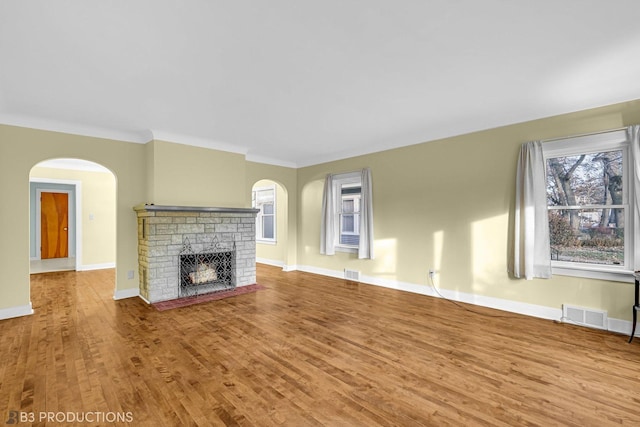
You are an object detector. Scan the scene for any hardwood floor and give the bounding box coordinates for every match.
[1,265,639,426]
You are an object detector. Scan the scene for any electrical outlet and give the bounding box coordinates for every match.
[127,270,135,280]
[428,269,435,278]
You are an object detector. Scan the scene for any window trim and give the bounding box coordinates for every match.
[542,129,637,282]
[252,185,276,244]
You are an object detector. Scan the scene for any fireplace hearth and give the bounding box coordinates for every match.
[134,205,259,303]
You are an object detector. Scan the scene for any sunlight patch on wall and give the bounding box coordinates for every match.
[372,238,397,280]
[471,213,508,292]
[433,230,443,273]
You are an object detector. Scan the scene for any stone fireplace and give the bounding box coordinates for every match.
[134,204,259,303]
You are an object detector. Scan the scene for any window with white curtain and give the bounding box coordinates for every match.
[543,129,637,279]
[252,186,276,243]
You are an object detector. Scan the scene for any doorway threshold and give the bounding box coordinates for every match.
[30,257,76,274]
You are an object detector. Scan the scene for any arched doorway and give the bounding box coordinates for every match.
[251,179,291,269]
[29,158,117,282]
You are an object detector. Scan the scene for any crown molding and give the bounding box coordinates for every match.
[245,153,297,169]
[151,130,249,156]
[0,113,385,169]
[0,113,152,143]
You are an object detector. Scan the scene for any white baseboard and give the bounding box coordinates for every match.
[256,258,284,268]
[297,263,563,321]
[0,303,34,320]
[296,265,344,280]
[78,262,116,271]
[257,258,298,272]
[607,317,639,337]
[295,264,640,335]
[113,287,139,300]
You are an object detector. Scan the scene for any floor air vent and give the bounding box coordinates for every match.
[344,269,360,281]
[562,304,608,330]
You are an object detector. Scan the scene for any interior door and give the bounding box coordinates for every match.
[41,192,69,259]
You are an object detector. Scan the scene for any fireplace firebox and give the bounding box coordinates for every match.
[179,237,235,297]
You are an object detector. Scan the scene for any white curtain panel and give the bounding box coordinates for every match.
[513,141,552,279]
[358,167,374,259]
[630,125,640,220]
[320,173,335,255]
[630,125,640,271]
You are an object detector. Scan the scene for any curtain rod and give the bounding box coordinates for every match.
[540,126,628,143]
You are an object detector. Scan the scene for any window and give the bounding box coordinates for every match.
[543,129,636,277]
[339,183,361,246]
[252,186,276,243]
[334,173,362,250]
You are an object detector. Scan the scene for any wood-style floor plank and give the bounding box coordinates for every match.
[1,265,639,426]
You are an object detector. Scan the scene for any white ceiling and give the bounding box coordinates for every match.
[2,1,640,168]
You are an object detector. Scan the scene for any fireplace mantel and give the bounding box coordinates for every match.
[134,204,259,214]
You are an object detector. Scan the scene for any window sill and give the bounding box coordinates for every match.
[335,245,358,254]
[552,263,634,283]
[257,239,277,245]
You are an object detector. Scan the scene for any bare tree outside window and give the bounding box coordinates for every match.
[546,150,624,265]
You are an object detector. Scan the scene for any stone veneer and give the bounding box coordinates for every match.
[134,205,259,303]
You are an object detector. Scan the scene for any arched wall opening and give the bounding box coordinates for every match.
[251,178,291,269]
[29,158,117,287]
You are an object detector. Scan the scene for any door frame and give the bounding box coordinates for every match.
[32,178,83,270]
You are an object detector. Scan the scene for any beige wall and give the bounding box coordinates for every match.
[148,140,247,207]
[30,166,116,267]
[297,100,640,321]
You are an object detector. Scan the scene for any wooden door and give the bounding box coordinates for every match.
[41,192,69,259]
